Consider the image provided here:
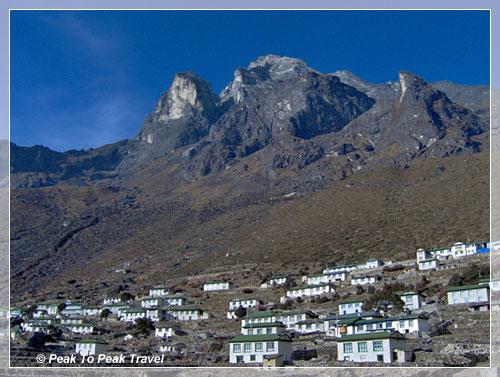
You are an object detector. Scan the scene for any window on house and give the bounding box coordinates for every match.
[250,355,256,361]
[244,343,252,353]
[358,342,368,352]
[266,342,275,352]
[408,320,414,327]
[399,321,405,328]
[257,329,263,335]
[343,343,353,353]
[373,341,384,351]
[255,343,263,352]
[267,328,272,334]
[366,324,374,330]
[376,323,383,329]
[233,344,241,353]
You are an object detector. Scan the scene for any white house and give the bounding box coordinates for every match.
[338,299,364,315]
[61,317,84,325]
[159,342,187,354]
[447,284,490,305]
[59,302,85,317]
[307,272,346,285]
[103,297,121,305]
[229,333,293,364]
[416,248,433,263]
[67,322,95,335]
[149,286,171,297]
[351,275,378,286]
[337,331,410,363]
[418,258,438,271]
[83,307,102,316]
[21,320,51,333]
[241,310,318,331]
[155,323,181,338]
[228,298,262,319]
[451,242,467,259]
[229,298,261,311]
[323,264,357,275]
[103,303,130,314]
[323,312,381,338]
[365,259,383,269]
[400,292,424,310]
[353,315,430,337]
[75,339,109,356]
[164,306,207,321]
[465,243,479,256]
[163,295,186,306]
[268,275,289,287]
[284,283,335,301]
[31,303,59,316]
[242,322,287,335]
[120,308,146,323]
[203,281,232,291]
[429,247,452,260]
[141,296,163,308]
[294,319,324,334]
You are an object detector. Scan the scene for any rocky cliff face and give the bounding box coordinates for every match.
[10,55,489,188]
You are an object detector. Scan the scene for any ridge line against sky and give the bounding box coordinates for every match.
[4,4,496,152]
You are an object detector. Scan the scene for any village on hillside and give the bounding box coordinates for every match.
[8,240,497,367]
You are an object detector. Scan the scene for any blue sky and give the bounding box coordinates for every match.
[10,10,490,152]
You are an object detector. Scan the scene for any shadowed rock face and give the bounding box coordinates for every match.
[10,54,489,188]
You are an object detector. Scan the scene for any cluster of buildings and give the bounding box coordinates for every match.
[10,239,497,366]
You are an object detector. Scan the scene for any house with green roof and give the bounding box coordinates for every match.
[120,307,146,323]
[203,281,233,291]
[150,286,171,297]
[446,284,490,305]
[400,291,424,310]
[337,330,410,363]
[66,322,95,335]
[164,306,208,320]
[242,322,286,335]
[338,298,364,315]
[75,339,109,356]
[241,310,317,330]
[283,283,335,302]
[229,333,293,364]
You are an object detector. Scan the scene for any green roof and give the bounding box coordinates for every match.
[75,339,108,344]
[151,286,170,289]
[205,281,229,285]
[325,264,357,269]
[229,334,292,343]
[245,309,311,319]
[164,306,201,312]
[366,258,379,262]
[243,322,286,329]
[337,330,406,342]
[355,314,428,326]
[287,283,332,291]
[270,275,288,279]
[446,284,488,292]
[419,258,437,263]
[122,308,146,313]
[339,298,364,304]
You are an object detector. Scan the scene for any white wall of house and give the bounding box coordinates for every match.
[418,259,437,271]
[401,293,423,310]
[75,342,108,356]
[203,282,230,291]
[229,340,292,364]
[351,276,377,286]
[229,299,259,310]
[337,337,408,363]
[286,284,334,300]
[339,301,363,315]
[447,287,490,305]
[295,321,324,334]
[155,326,177,338]
[451,243,467,259]
[68,324,94,334]
[150,287,170,297]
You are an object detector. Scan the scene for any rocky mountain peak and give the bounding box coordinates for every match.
[220,55,315,104]
[153,71,219,123]
[398,70,428,103]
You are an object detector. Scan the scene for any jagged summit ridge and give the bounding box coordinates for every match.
[152,71,219,123]
[9,54,490,188]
